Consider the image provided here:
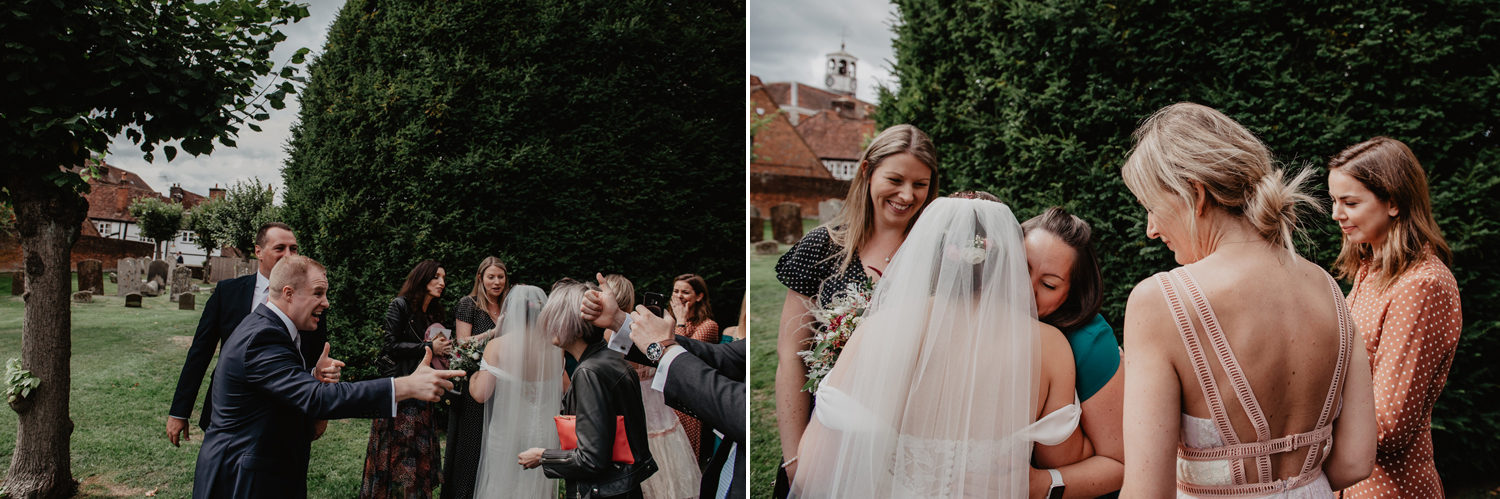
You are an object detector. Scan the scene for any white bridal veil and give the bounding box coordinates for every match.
[790,198,1041,498]
[473,284,563,498]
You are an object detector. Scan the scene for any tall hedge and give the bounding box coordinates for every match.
[282,0,744,381]
[877,0,1500,481]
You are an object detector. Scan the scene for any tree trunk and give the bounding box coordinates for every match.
[3,174,84,499]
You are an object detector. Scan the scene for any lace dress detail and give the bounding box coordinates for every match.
[890,402,1079,498]
[817,384,1081,499]
[1156,268,1353,498]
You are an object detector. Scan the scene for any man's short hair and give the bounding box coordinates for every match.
[268,254,326,295]
[255,222,295,248]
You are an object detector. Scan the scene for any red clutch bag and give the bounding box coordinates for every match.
[554,415,634,464]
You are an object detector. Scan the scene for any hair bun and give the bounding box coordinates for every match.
[1245,167,1319,250]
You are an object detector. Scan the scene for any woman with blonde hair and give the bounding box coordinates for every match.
[1118,103,1376,498]
[1327,137,1461,498]
[773,123,940,496]
[444,256,510,499]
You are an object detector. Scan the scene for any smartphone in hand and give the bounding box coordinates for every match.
[642,292,667,317]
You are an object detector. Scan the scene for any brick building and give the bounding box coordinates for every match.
[750,57,878,218]
[1,161,218,271]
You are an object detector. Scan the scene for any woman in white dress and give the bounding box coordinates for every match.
[468,284,561,498]
[1117,102,1377,498]
[601,274,701,498]
[789,197,1090,498]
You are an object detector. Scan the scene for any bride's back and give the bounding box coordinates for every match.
[1173,249,1346,479]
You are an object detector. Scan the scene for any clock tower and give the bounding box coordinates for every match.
[824,42,857,96]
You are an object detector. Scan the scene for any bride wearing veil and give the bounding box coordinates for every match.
[468,284,562,498]
[790,197,1092,498]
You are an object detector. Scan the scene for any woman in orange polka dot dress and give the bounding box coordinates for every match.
[1327,137,1462,498]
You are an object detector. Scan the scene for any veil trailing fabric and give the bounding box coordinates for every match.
[473,284,563,498]
[790,198,1041,498]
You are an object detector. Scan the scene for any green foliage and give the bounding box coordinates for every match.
[880,0,1500,479]
[3,358,39,404]
[0,201,13,236]
[127,197,185,257]
[282,0,745,381]
[184,196,227,253]
[210,179,281,256]
[0,0,310,194]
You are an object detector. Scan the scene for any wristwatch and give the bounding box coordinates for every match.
[645,338,677,362]
[1046,468,1065,499]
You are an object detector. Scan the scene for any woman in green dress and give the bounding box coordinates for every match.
[1022,207,1125,498]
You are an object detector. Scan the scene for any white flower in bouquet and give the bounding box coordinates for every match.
[797,281,874,392]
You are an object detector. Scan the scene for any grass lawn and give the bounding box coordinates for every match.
[0,272,370,498]
[748,234,808,498]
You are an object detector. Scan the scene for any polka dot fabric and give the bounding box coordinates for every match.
[1343,248,1463,498]
[775,226,873,308]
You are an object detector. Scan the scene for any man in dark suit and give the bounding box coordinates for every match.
[167,222,334,445]
[192,254,463,498]
[581,275,746,499]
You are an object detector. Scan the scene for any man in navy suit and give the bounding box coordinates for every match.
[192,255,464,498]
[581,275,747,499]
[167,223,335,445]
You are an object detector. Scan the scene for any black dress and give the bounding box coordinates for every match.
[771,226,873,497]
[441,295,496,499]
[775,226,873,309]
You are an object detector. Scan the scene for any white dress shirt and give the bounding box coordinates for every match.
[252,271,270,309]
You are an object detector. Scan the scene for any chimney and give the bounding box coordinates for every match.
[115,188,130,214]
[832,97,859,120]
[209,184,225,200]
[170,185,184,203]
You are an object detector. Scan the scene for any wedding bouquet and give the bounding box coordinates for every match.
[798,280,874,393]
[448,336,487,394]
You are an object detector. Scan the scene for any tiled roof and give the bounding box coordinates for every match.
[71,161,207,222]
[796,109,876,161]
[758,80,875,119]
[750,87,830,179]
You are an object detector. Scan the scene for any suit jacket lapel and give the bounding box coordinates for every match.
[253,304,306,368]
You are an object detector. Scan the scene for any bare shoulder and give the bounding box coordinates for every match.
[1124,273,1178,350]
[1038,321,1070,359]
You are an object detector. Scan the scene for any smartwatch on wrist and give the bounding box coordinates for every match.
[1046,468,1065,499]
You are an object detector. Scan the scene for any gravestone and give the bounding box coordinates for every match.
[771,203,804,244]
[178,292,195,310]
[750,217,765,243]
[77,259,104,295]
[143,280,161,297]
[750,206,761,218]
[11,271,24,296]
[209,256,257,283]
[109,272,118,284]
[71,291,92,303]
[170,265,192,303]
[752,240,781,255]
[818,198,844,225]
[116,258,142,297]
[147,260,170,288]
[125,293,142,308]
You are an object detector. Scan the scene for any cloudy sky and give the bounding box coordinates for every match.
[103,2,344,202]
[750,0,900,104]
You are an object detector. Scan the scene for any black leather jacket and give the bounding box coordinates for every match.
[541,341,657,498]
[380,296,438,377]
